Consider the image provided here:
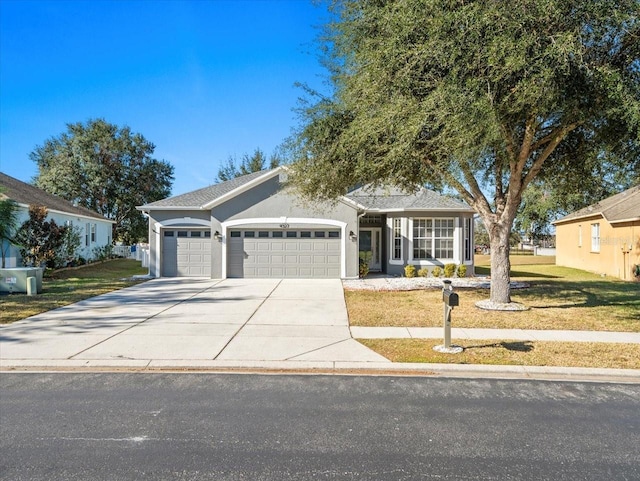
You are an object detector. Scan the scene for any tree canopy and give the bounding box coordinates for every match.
[290,0,639,305]
[32,119,174,243]
[216,148,283,182]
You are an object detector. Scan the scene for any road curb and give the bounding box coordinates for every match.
[2,360,640,383]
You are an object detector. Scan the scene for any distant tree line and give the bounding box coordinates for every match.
[216,147,286,183]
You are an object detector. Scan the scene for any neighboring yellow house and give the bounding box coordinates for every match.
[553,185,640,281]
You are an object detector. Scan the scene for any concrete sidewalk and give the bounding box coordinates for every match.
[351,326,640,343]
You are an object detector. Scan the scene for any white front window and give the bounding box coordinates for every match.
[392,218,403,261]
[411,218,455,260]
[412,218,432,259]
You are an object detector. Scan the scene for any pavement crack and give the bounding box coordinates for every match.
[212,279,283,360]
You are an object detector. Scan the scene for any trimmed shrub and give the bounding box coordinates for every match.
[417,267,429,277]
[443,263,456,278]
[457,264,468,278]
[359,251,372,278]
[431,266,442,278]
[404,265,416,278]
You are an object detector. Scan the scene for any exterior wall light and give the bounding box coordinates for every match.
[214,231,221,241]
[349,230,357,241]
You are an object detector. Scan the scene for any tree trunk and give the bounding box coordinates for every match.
[488,221,512,304]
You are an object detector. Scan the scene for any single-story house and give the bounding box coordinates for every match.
[137,167,476,279]
[0,172,115,268]
[552,185,640,280]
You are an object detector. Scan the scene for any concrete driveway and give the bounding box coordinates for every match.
[0,278,388,368]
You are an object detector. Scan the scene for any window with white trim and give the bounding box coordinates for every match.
[464,217,472,261]
[392,218,403,261]
[591,223,600,252]
[412,218,455,260]
[412,218,432,259]
[91,224,96,243]
[578,225,582,247]
[433,219,454,258]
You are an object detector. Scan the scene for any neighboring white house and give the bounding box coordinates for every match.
[0,172,115,267]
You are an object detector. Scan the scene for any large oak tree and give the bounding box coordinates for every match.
[32,119,174,243]
[290,0,639,306]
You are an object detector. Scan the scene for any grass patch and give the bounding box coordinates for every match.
[0,259,148,324]
[346,257,640,332]
[358,339,640,369]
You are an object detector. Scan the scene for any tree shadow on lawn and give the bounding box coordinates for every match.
[518,280,640,310]
[475,265,561,279]
[464,341,535,352]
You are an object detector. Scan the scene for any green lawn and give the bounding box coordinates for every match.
[0,259,148,324]
[346,256,640,332]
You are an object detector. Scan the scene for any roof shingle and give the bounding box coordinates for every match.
[140,168,474,214]
[0,172,111,221]
[141,169,270,208]
[555,185,640,224]
[345,185,473,211]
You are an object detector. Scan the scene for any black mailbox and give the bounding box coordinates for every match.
[443,290,459,307]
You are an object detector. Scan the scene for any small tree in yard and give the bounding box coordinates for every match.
[289,0,639,307]
[58,224,82,267]
[14,206,67,268]
[0,189,20,268]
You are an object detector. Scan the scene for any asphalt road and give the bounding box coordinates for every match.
[1,373,638,480]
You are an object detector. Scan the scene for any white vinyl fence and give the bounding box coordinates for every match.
[113,243,149,267]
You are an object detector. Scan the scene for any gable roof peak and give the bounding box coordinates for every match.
[138,167,282,210]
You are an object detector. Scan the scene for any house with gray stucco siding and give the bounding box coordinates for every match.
[137,167,475,279]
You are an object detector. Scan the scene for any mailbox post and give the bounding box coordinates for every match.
[433,280,463,354]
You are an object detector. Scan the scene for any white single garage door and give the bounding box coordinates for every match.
[162,229,212,277]
[228,229,341,278]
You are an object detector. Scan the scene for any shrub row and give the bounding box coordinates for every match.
[404,263,467,278]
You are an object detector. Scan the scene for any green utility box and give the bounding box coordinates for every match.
[0,268,43,294]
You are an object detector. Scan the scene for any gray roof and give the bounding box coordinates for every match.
[141,167,474,213]
[141,169,270,208]
[346,185,474,212]
[0,172,112,222]
[554,185,640,224]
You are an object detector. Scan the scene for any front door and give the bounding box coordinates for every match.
[359,228,382,271]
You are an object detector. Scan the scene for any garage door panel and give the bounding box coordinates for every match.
[162,230,211,277]
[228,229,341,279]
[271,242,284,251]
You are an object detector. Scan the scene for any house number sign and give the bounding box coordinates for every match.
[280,223,289,229]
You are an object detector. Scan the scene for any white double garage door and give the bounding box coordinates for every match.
[162,228,342,278]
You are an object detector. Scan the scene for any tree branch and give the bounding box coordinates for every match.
[427,157,494,220]
[514,115,537,175]
[522,122,580,190]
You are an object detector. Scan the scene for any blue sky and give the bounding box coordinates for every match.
[0,0,330,196]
